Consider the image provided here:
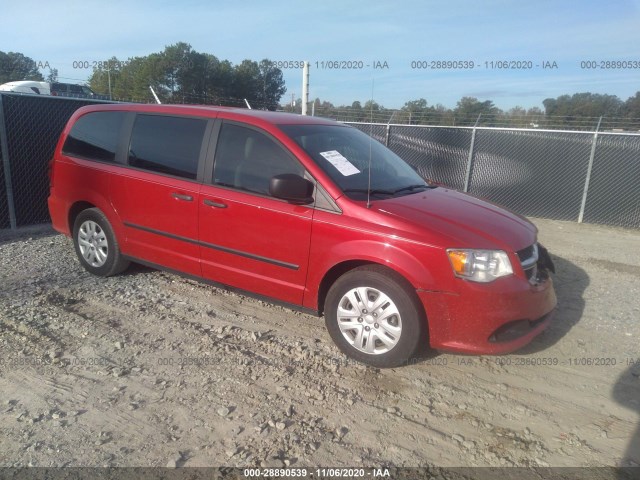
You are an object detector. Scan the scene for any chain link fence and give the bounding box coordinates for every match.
[0,93,114,228]
[346,122,640,229]
[0,131,8,229]
[347,123,387,146]
[0,93,638,230]
[388,126,473,191]
[469,129,593,221]
[583,133,640,227]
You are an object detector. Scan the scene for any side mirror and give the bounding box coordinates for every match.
[270,174,314,204]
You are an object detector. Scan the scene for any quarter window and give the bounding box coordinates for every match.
[128,115,207,180]
[62,111,126,162]
[213,123,304,195]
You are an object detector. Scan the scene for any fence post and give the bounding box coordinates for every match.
[385,111,397,147]
[0,94,17,230]
[463,114,481,192]
[578,116,602,223]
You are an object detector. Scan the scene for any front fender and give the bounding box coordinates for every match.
[303,225,454,311]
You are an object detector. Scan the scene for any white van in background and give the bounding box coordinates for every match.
[0,81,109,99]
[0,81,51,95]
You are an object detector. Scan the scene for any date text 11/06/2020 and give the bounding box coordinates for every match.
[272,59,560,70]
[242,467,392,478]
[410,60,559,69]
[66,58,640,72]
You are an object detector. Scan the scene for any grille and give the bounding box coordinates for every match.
[517,243,539,281]
[516,245,535,263]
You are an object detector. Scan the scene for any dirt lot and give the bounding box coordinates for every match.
[0,218,639,470]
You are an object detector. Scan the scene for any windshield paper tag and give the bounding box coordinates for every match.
[319,150,360,176]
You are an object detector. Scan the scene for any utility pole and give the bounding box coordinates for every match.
[107,67,112,100]
[301,61,309,115]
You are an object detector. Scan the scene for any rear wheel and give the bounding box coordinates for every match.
[72,208,129,277]
[324,265,426,368]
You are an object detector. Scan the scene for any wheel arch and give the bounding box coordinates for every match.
[317,260,427,324]
[67,198,125,245]
[68,201,96,233]
[318,260,373,315]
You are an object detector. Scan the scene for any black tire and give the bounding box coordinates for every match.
[72,208,129,277]
[324,265,427,368]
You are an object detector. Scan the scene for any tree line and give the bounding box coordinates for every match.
[287,93,640,130]
[0,51,43,83]
[2,48,640,129]
[0,45,286,110]
[87,43,286,110]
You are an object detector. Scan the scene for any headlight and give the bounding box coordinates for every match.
[446,249,513,283]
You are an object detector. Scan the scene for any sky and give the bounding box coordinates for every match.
[2,0,640,110]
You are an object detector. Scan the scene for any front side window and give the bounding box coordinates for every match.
[280,124,428,200]
[128,114,207,180]
[62,111,126,162]
[213,123,304,195]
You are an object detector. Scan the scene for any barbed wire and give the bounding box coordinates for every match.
[317,109,640,131]
[20,79,640,131]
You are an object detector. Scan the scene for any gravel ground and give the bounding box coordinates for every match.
[0,218,639,469]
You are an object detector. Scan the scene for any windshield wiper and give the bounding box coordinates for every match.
[343,188,395,196]
[392,184,433,194]
[344,184,434,197]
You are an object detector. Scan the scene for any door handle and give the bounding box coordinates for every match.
[203,199,227,208]
[172,193,193,201]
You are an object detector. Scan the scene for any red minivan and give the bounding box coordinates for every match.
[48,104,557,367]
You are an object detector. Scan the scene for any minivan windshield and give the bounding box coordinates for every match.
[279,124,430,200]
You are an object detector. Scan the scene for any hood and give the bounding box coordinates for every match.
[373,187,537,251]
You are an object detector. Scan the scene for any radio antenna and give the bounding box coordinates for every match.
[366,78,374,209]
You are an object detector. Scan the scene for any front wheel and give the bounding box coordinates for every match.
[324,265,427,368]
[72,208,129,277]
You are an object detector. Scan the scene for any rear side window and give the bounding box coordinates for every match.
[128,115,206,180]
[62,111,126,162]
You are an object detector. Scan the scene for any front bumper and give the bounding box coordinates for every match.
[418,273,557,355]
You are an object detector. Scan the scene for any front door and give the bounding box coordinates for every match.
[198,121,314,305]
